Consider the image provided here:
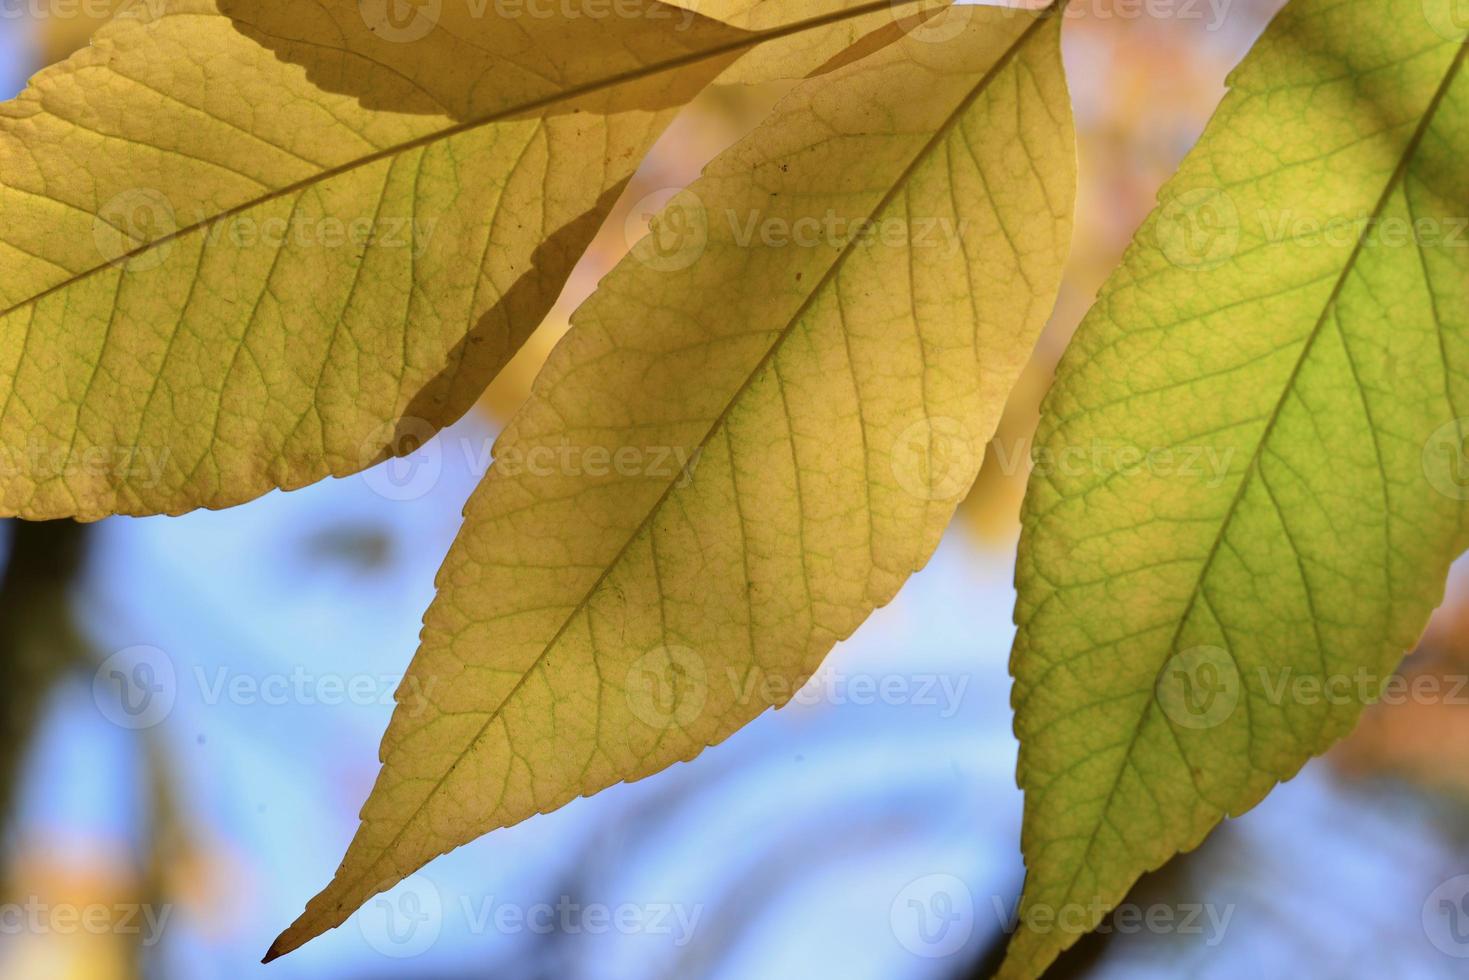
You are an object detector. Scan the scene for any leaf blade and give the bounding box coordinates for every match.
[674,0,938,81]
[272,3,1076,958]
[1005,2,1469,975]
[0,0,751,518]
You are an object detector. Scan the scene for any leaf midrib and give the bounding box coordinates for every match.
[0,0,928,323]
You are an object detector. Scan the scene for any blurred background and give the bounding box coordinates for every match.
[3,1,1469,978]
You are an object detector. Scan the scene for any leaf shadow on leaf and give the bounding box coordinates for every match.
[392,178,630,447]
[218,0,754,121]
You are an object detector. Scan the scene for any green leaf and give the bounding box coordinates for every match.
[0,0,752,519]
[1005,1,1469,975]
[269,3,1075,959]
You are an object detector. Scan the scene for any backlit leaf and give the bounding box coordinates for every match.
[678,0,945,82]
[269,3,1075,958]
[1005,1,1469,975]
[0,0,750,518]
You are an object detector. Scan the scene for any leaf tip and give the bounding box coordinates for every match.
[261,927,302,964]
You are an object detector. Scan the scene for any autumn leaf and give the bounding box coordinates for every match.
[268,3,1075,959]
[1005,0,1469,975]
[0,0,890,520]
[677,0,943,82]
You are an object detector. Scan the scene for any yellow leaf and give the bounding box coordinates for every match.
[686,0,950,82]
[0,0,751,519]
[270,3,1074,959]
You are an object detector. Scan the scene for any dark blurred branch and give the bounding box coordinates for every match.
[0,519,93,831]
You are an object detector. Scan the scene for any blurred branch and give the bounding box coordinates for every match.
[0,519,92,833]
